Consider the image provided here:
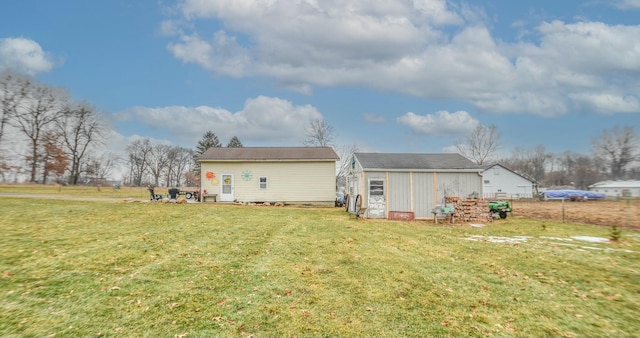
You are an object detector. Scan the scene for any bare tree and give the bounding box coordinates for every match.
[147,143,172,187]
[57,102,104,185]
[592,126,638,179]
[126,138,152,186]
[302,119,335,147]
[456,124,500,165]
[164,146,193,187]
[0,71,30,150]
[84,152,118,183]
[9,80,66,182]
[502,145,551,184]
[336,143,359,189]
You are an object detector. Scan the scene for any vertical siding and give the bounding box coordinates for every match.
[412,173,435,219]
[436,172,483,202]
[388,172,411,212]
[201,161,335,202]
[482,169,534,198]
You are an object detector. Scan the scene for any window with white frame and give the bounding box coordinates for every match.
[259,176,268,189]
[369,179,384,196]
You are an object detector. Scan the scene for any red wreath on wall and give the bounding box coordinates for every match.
[205,171,215,179]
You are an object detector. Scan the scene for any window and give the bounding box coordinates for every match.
[484,180,490,184]
[369,179,384,196]
[259,176,268,189]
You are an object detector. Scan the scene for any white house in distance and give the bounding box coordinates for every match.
[198,147,339,205]
[589,180,640,197]
[482,163,536,199]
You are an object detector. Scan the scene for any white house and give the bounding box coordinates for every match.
[589,180,640,197]
[482,163,536,199]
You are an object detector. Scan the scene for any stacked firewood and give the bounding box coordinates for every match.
[445,197,493,222]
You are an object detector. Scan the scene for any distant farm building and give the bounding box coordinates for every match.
[589,180,640,198]
[482,163,537,199]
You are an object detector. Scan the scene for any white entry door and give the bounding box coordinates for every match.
[220,174,234,201]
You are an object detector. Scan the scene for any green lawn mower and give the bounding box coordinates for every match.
[489,200,512,219]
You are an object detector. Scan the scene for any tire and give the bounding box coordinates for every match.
[355,194,362,216]
[499,210,507,219]
[344,195,350,212]
[185,192,193,199]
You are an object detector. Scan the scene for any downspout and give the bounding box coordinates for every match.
[433,171,438,207]
[385,171,390,218]
[410,171,414,213]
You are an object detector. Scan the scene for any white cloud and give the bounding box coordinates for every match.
[165,1,640,117]
[167,31,251,77]
[0,37,54,75]
[609,0,640,9]
[396,110,479,136]
[114,96,323,146]
[570,92,640,114]
[363,112,385,123]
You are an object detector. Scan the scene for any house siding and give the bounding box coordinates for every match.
[412,173,436,219]
[201,161,335,203]
[388,172,411,212]
[482,165,535,199]
[351,170,482,219]
[436,172,483,200]
[589,180,640,197]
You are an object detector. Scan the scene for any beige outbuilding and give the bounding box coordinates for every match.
[198,147,339,205]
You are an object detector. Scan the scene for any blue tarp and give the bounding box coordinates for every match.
[543,190,605,199]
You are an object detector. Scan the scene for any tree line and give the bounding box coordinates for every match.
[2,70,637,190]
[455,124,640,189]
[0,71,116,184]
[123,131,243,188]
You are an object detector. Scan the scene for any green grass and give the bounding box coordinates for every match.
[0,195,638,337]
[0,183,156,200]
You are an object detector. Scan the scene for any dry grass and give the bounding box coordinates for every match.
[511,199,640,229]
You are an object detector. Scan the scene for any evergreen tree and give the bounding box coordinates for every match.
[227,136,243,148]
[193,131,221,175]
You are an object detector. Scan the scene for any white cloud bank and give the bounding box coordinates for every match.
[114,96,323,146]
[0,37,54,75]
[164,0,640,117]
[397,110,479,136]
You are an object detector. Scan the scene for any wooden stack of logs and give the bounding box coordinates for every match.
[445,197,493,223]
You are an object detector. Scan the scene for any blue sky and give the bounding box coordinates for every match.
[1,0,639,167]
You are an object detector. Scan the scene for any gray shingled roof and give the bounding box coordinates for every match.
[355,152,481,171]
[199,147,339,161]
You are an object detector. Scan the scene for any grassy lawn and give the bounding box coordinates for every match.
[0,194,638,337]
[0,184,170,200]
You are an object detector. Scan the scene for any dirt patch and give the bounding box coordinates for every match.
[510,199,640,229]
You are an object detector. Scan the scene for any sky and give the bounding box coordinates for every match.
[1,0,639,178]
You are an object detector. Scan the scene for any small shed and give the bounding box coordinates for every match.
[482,163,537,199]
[346,152,483,219]
[589,180,640,197]
[198,147,339,205]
